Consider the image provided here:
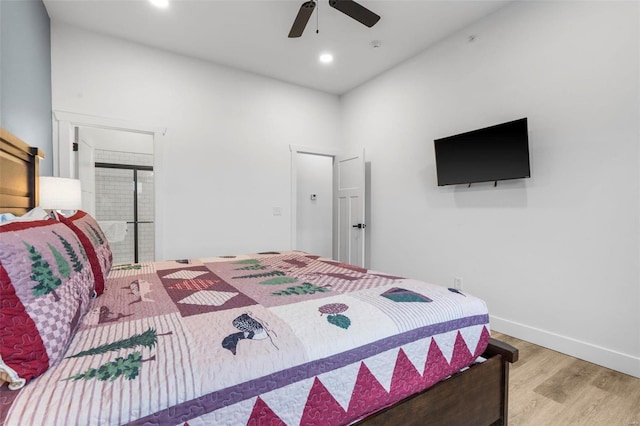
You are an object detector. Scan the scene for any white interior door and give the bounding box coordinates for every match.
[334,149,366,267]
[77,129,96,216]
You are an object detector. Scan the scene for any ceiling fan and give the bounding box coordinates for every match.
[288,0,380,38]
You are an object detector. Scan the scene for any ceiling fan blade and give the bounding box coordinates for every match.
[288,1,316,38]
[329,0,380,28]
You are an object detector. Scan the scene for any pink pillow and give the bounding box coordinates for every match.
[58,211,112,296]
[0,219,96,389]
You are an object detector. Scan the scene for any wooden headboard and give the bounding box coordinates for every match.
[0,128,44,215]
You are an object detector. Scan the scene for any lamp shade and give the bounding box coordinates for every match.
[39,177,82,210]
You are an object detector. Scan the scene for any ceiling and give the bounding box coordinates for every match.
[43,0,511,95]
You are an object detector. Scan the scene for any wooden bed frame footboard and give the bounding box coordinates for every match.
[358,338,519,426]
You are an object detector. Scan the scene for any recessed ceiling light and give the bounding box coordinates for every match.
[319,53,334,64]
[149,0,169,9]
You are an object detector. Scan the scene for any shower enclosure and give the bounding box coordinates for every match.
[94,151,154,264]
[77,126,156,265]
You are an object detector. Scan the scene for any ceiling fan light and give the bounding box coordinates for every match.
[149,0,169,9]
[319,53,334,64]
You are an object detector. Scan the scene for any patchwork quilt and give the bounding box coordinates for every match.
[0,251,490,425]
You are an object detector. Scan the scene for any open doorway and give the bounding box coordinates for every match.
[295,152,333,258]
[53,110,166,261]
[77,127,155,264]
[290,146,366,267]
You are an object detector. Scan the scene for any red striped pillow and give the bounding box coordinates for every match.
[0,219,95,389]
[58,211,112,296]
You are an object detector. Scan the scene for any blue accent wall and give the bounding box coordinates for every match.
[1,0,52,175]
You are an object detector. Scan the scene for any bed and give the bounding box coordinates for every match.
[0,127,518,425]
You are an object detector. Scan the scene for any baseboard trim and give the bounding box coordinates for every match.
[490,315,640,378]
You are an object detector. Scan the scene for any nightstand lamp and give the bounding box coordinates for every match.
[39,176,82,216]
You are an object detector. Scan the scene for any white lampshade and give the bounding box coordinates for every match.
[39,177,82,210]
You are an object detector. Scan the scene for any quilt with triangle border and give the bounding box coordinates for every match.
[0,251,490,425]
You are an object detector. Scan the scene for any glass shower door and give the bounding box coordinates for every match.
[136,169,155,263]
[95,164,154,264]
[95,167,135,264]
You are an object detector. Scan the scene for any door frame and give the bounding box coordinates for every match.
[52,110,166,260]
[289,145,340,257]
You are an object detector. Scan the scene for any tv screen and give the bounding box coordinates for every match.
[434,118,530,186]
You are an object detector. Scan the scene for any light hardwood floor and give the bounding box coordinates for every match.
[492,332,640,426]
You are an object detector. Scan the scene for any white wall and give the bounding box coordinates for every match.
[341,1,640,376]
[51,24,341,260]
[296,153,333,258]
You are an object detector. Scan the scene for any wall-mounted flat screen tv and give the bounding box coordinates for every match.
[434,118,530,186]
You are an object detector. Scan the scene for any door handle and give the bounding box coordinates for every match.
[352,223,367,229]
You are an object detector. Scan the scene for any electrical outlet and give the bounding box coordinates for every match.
[273,207,282,216]
[453,277,463,290]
